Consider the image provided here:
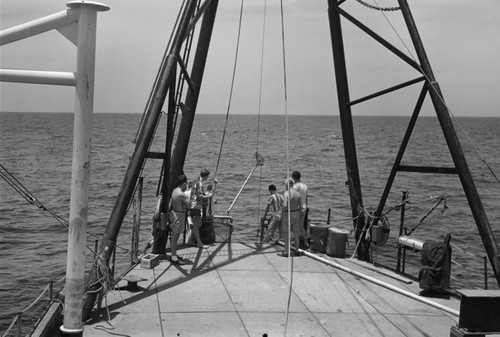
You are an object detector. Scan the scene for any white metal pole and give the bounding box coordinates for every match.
[298,248,460,317]
[61,1,108,334]
[0,69,76,86]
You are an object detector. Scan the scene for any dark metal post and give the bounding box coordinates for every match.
[399,0,500,287]
[327,0,369,261]
[111,246,116,279]
[131,177,142,265]
[153,104,176,255]
[169,0,219,193]
[17,312,22,337]
[396,191,408,273]
[484,256,488,290]
[131,211,137,266]
[49,281,54,300]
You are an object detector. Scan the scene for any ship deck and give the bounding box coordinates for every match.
[83,241,462,337]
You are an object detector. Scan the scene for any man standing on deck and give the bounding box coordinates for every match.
[260,184,284,244]
[280,178,302,256]
[188,168,215,249]
[292,171,309,249]
[169,174,190,265]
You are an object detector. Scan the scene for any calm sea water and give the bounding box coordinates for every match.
[1,112,499,333]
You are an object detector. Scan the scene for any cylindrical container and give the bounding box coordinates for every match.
[199,217,216,244]
[326,227,349,257]
[309,223,329,253]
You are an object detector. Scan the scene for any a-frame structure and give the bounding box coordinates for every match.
[328,0,500,286]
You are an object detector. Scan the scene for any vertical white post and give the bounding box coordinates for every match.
[61,1,108,334]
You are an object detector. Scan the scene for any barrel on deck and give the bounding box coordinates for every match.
[199,217,216,244]
[309,223,329,253]
[326,227,349,257]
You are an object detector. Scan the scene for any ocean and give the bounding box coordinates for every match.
[1,112,499,334]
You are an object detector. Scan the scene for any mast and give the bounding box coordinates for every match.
[82,0,201,320]
[83,0,220,320]
[168,0,219,194]
[327,0,370,261]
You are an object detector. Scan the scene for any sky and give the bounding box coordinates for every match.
[1,0,500,117]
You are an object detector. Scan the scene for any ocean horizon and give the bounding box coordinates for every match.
[1,112,499,333]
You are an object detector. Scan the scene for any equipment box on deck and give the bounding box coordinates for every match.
[141,254,160,269]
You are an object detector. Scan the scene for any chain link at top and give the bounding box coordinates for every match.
[355,0,400,11]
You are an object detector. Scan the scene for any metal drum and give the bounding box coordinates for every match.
[326,227,349,257]
[309,223,329,253]
[199,217,216,244]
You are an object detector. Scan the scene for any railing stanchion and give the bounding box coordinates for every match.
[17,312,22,337]
[485,256,488,289]
[49,281,54,300]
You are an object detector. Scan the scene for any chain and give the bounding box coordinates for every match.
[355,0,400,12]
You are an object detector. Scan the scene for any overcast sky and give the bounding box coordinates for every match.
[1,0,499,117]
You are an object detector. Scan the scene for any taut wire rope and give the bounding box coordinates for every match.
[213,0,245,190]
[256,0,268,233]
[278,0,294,335]
[363,0,499,185]
[219,0,267,215]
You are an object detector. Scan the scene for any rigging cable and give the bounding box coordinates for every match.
[214,0,266,215]
[213,0,245,185]
[255,0,268,228]
[363,0,500,185]
[278,0,294,335]
[0,163,69,229]
[0,163,141,270]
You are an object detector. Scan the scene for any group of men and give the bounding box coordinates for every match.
[165,168,308,264]
[168,169,215,265]
[260,171,309,256]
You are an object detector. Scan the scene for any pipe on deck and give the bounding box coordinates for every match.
[299,248,460,317]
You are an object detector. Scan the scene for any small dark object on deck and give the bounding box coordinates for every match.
[121,274,147,291]
[456,289,500,334]
[418,234,452,295]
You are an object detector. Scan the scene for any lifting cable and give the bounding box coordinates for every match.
[213,0,245,196]
[255,0,268,227]
[215,0,266,215]
[0,163,69,229]
[364,0,500,185]
[277,0,295,334]
[0,163,140,263]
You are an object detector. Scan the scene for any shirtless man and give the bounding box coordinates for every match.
[280,178,302,256]
[169,174,190,265]
[292,170,309,249]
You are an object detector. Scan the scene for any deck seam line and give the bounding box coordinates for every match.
[152,268,166,337]
[337,271,409,336]
[262,247,334,337]
[207,249,252,337]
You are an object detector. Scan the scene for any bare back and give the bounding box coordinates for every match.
[171,187,189,212]
[283,188,302,212]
